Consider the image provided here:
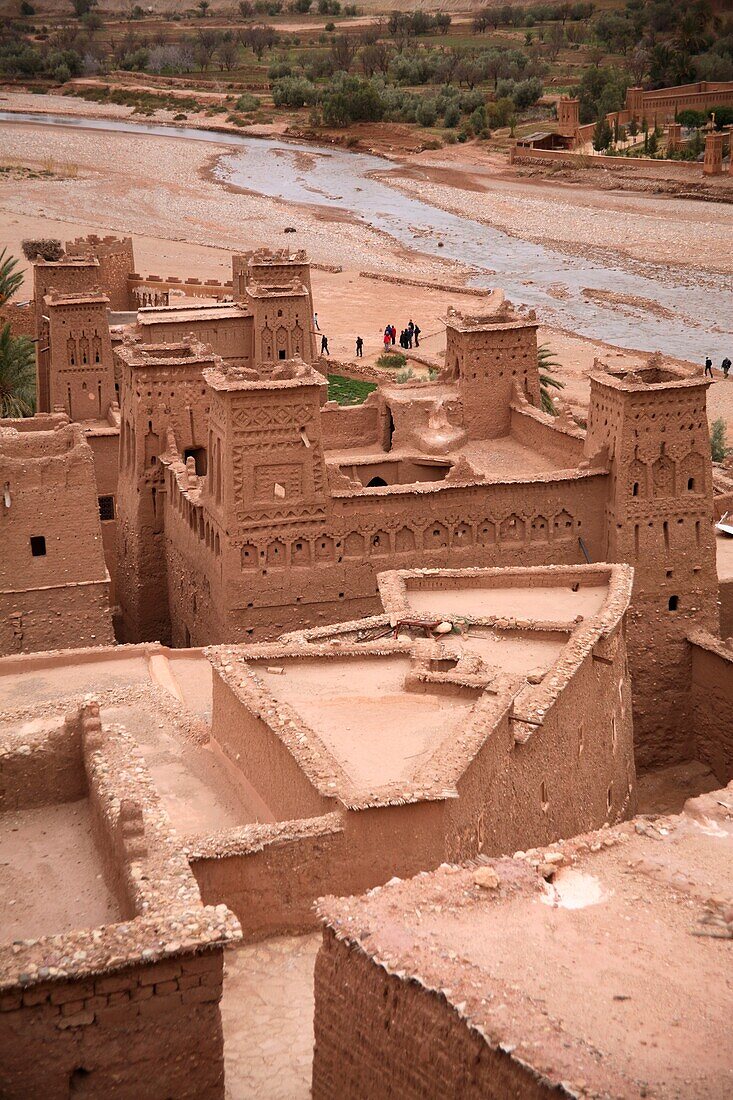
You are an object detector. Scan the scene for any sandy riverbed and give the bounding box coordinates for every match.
[2,91,732,430]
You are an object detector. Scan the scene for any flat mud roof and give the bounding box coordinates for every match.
[319,785,733,1099]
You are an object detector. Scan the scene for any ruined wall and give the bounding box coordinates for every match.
[0,421,113,655]
[0,952,226,1100]
[0,301,34,339]
[312,927,557,1100]
[689,633,733,785]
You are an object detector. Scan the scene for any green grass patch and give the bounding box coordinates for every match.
[376,351,407,370]
[327,374,376,406]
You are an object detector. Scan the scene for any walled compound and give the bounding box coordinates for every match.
[2,231,733,1094]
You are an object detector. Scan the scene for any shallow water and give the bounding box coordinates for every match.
[1,110,731,361]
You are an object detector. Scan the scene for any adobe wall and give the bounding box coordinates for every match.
[0,581,113,656]
[0,716,84,810]
[212,671,333,820]
[689,632,733,785]
[0,421,113,655]
[221,472,608,642]
[510,145,706,174]
[66,235,135,312]
[86,429,120,607]
[312,926,556,1100]
[320,401,380,451]
[139,310,254,365]
[446,621,635,858]
[0,301,34,339]
[0,952,226,1100]
[190,815,348,940]
[585,365,719,770]
[509,404,586,467]
[721,579,733,637]
[625,79,733,124]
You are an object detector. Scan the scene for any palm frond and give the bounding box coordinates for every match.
[0,323,36,418]
[537,343,565,416]
[0,248,25,308]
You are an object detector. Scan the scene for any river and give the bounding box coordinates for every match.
[1,109,731,362]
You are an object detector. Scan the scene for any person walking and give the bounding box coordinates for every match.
[320,334,329,356]
[722,356,731,379]
[704,356,713,378]
[355,336,363,358]
[314,312,320,331]
[413,323,421,348]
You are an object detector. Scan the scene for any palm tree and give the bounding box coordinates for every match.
[0,248,24,307]
[0,248,36,418]
[0,326,35,417]
[538,343,565,416]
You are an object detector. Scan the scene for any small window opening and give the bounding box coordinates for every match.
[606,785,613,813]
[668,595,679,611]
[632,482,639,496]
[367,476,387,488]
[540,781,549,812]
[183,447,207,476]
[30,535,46,557]
[687,477,695,491]
[98,496,115,522]
[278,349,287,360]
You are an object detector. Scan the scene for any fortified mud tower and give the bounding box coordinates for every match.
[114,338,216,644]
[203,357,330,633]
[444,310,541,439]
[584,360,718,769]
[43,291,115,421]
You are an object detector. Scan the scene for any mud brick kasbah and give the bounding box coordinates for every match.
[0,234,731,1098]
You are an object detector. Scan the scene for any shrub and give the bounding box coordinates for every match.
[415,97,437,127]
[235,92,259,111]
[711,418,729,462]
[271,75,317,107]
[376,351,407,370]
[443,102,460,127]
[324,21,335,31]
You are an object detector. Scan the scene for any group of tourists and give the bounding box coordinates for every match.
[314,312,423,361]
[705,355,731,379]
[382,320,421,352]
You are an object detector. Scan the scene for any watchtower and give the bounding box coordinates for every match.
[585,357,718,767]
[44,290,115,422]
[445,310,541,439]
